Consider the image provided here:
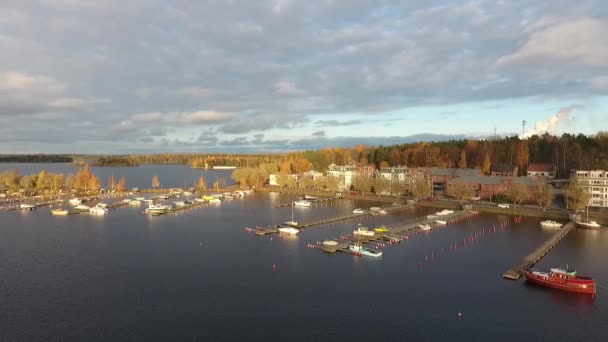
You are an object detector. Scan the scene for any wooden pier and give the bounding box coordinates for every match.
[275,197,340,208]
[148,201,215,216]
[250,204,413,235]
[322,210,476,253]
[502,221,576,280]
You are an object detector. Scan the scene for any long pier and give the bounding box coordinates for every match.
[250,204,413,235]
[275,197,341,208]
[148,201,216,216]
[502,221,576,280]
[321,210,476,253]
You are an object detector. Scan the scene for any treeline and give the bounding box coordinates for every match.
[92,157,141,167]
[0,154,73,163]
[0,164,119,193]
[300,132,608,177]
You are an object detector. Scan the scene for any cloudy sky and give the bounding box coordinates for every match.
[1,0,607,153]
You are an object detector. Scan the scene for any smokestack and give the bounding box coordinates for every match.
[520,107,572,139]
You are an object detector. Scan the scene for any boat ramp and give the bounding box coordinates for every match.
[502,221,576,280]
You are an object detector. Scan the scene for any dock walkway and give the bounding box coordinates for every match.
[251,204,412,235]
[503,221,576,280]
[322,210,475,253]
[275,197,340,208]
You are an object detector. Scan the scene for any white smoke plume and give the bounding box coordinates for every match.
[520,107,573,138]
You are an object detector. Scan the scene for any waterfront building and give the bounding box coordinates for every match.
[571,170,608,208]
[427,168,483,194]
[327,163,376,191]
[527,164,557,179]
[491,164,519,177]
[377,166,429,195]
[447,176,543,201]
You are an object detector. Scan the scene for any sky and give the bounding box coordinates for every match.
[1,0,607,154]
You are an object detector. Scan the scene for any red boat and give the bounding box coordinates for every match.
[524,268,596,294]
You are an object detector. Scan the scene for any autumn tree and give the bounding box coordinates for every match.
[196,176,207,191]
[116,177,127,192]
[505,181,528,207]
[410,177,432,200]
[353,175,373,195]
[151,175,161,189]
[285,175,298,189]
[294,158,312,173]
[73,164,101,192]
[452,183,475,204]
[36,170,49,190]
[458,150,467,169]
[324,175,340,192]
[515,140,529,176]
[482,153,492,175]
[300,177,315,190]
[537,183,554,211]
[373,177,391,195]
[565,176,590,212]
[19,175,36,189]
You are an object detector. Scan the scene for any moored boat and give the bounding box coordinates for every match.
[294,200,312,207]
[374,226,390,233]
[208,198,221,204]
[303,195,317,201]
[89,206,108,215]
[74,204,90,211]
[51,208,69,216]
[377,209,388,215]
[20,203,37,210]
[435,220,447,225]
[284,221,299,227]
[145,204,172,214]
[524,267,596,294]
[576,221,601,230]
[352,208,365,214]
[129,200,142,206]
[174,201,186,207]
[418,224,431,231]
[353,224,375,237]
[68,198,82,206]
[322,240,339,247]
[540,220,563,229]
[349,242,382,257]
[278,227,299,235]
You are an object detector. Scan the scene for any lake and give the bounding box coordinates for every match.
[0,165,606,341]
[0,163,234,189]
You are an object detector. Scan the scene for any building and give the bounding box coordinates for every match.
[327,163,376,191]
[527,164,556,179]
[571,170,608,208]
[376,166,429,195]
[491,164,518,177]
[446,176,543,201]
[268,174,300,187]
[302,170,324,180]
[427,168,483,195]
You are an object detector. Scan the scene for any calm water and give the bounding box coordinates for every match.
[1,169,607,341]
[0,163,234,189]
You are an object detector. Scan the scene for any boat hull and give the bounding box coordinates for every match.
[524,271,596,294]
[576,222,601,230]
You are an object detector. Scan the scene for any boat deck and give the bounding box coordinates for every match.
[502,221,576,280]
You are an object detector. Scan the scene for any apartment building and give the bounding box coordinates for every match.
[571,170,608,208]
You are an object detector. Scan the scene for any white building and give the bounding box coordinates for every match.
[571,170,608,208]
[327,163,375,191]
[527,164,557,179]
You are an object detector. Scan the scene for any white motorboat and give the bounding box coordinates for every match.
[435,220,447,225]
[74,204,90,211]
[135,197,146,201]
[145,204,172,214]
[96,202,108,208]
[89,206,108,215]
[174,201,186,207]
[122,198,132,203]
[377,209,388,215]
[279,227,299,235]
[540,220,562,229]
[353,224,375,237]
[352,208,365,214]
[427,214,438,219]
[183,191,192,196]
[370,207,381,211]
[129,200,142,206]
[69,198,82,206]
[284,221,299,227]
[294,200,311,207]
[194,197,207,203]
[323,240,339,247]
[208,198,221,204]
[576,221,601,230]
[418,224,432,231]
[436,209,454,216]
[20,203,36,210]
[303,195,317,201]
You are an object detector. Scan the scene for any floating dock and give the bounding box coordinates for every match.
[250,204,413,235]
[321,210,476,253]
[148,201,216,216]
[502,221,576,280]
[275,197,340,208]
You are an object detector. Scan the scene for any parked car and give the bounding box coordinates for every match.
[498,203,510,209]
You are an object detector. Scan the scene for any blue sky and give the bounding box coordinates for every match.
[0,0,607,153]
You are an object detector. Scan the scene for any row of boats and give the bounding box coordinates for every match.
[540,220,602,229]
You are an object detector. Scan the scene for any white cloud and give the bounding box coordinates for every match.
[496,17,608,67]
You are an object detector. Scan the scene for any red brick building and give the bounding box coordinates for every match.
[446,176,544,202]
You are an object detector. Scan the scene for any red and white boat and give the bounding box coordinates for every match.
[524,267,596,294]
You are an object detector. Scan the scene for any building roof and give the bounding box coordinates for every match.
[428,168,481,177]
[491,164,517,173]
[449,175,543,186]
[528,164,555,173]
